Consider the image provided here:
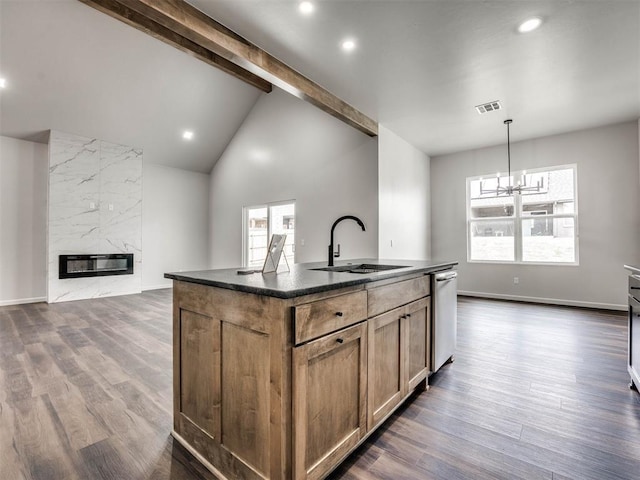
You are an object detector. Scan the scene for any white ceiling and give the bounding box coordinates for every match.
[1,1,639,173]
[0,1,262,173]
[188,0,640,156]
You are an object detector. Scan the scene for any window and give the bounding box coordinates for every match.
[243,201,295,268]
[467,165,578,264]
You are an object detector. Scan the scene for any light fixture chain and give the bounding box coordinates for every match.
[479,118,541,197]
[507,120,511,179]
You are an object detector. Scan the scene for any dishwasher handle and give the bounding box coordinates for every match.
[435,271,458,282]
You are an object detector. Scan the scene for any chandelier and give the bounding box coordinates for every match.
[480,119,544,196]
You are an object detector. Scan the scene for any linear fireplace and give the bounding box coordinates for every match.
[59,254,134,279]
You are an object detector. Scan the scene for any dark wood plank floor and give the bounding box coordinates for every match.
[1,291,639,479]
[0,290,215,480]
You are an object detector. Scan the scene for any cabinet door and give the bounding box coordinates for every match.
[178,309,221,439]
[405,297,431,390]
[367,297,431,430]
[175,302,271,478]
[367,308,404,429]
[293,322,367,480]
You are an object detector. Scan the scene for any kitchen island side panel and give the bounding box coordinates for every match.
[172,280,293,480]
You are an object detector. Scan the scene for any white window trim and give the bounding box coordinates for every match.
[466,164,579,266]
[242,200,296,268]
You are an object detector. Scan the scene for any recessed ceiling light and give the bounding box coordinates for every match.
[250,149,271,164]
[518,17,542,33]
[341,39,356,52]
[182,130,194,140]
[0,78,6,89]
[299,1,314,15]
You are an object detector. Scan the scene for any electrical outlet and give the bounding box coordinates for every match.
[514,277,519,284]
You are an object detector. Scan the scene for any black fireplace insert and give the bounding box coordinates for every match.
[59,254,134,279]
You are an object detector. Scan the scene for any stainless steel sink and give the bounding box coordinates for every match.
[310,263,407,274]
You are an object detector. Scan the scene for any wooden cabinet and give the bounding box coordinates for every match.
[178,309,220,440]
[367,297,430,429]
[292,323,367,480]
[405,298,431,390]
[293,290,367,344]
[171,271,434,480]
[293,274,431,478]
[367,307,402,428]
[367,275,430,318]
[173,281,279,480]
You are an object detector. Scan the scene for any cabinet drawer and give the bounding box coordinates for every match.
[294,290,368,345]
[367,275,430,317]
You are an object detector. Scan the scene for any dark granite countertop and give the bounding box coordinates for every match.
[164,258,458,299]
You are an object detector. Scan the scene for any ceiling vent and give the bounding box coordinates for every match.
[475,100,502,114]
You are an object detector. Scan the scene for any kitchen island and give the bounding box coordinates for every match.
[164,259,457,480]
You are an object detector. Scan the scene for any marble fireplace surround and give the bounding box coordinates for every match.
[47,131,142,303]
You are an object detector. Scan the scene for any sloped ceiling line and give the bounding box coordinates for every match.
[79,0,272,93]
[80,0,378,137]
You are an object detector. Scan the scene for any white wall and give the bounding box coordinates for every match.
[209,88,378,268]
[378,125,431,260]
[0,135,211,304]
[142,164,210,289]
[431,120,640,310]
[0,136,48,305]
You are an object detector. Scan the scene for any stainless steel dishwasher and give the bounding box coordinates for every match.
[432,270,458,373]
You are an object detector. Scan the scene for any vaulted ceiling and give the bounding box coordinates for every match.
[190,0,640,155]
[0,1,262,173]
[1,1,638,173]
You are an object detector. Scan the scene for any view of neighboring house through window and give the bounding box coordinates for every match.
[244,201,295,268]
[467,165,577,264]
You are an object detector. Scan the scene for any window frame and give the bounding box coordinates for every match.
[466,164,579,266]
[242,200,296,268]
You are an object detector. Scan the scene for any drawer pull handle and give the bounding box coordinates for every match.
[335,311,344,317]
[336,338,344,344]
[406,313,411,318]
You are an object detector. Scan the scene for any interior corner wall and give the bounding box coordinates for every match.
[209,88,378,268]
[378,125,431,260]
[431,120,640,309]
[0,136,48,305]
[142,164,210,289]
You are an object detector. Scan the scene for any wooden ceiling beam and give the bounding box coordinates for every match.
[80,0,378,136]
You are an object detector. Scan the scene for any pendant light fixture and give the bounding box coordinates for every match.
[480,119,544,196]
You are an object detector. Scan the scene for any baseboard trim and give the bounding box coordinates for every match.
[171,431,229,480]
[142,284,172,291]
[458,290,627,312]
[0,296,46,307]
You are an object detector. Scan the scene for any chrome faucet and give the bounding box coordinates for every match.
[328,215,366,266]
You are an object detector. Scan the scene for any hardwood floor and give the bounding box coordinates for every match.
[0,290,215,480]
[1,291,638,479]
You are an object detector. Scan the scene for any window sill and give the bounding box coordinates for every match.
[467,259,580,267]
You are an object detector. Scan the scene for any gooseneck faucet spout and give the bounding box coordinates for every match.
[328,215,366,266]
